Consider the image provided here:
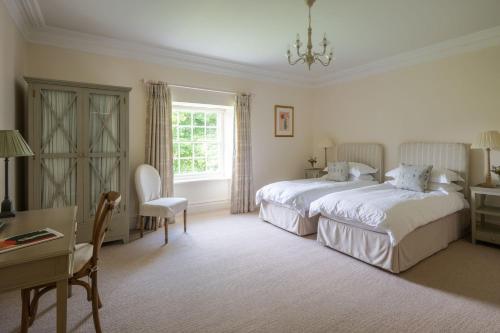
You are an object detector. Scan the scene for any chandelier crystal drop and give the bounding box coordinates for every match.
[287,0,334,70]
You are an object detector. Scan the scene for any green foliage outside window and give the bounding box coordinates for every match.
[173,109,221,175]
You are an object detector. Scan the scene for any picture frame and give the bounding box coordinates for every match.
[274,105,294,137]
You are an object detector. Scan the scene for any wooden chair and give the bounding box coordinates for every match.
[20,191,121,333]
[135,164,188,244]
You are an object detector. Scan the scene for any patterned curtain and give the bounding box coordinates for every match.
[230,94,254,213]
[144,81,174,227]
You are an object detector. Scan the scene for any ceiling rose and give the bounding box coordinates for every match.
[287,0,334,70]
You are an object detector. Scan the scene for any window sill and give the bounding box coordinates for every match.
[174,176,231,184]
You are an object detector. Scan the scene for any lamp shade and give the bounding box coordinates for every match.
[0,130,34,158]
[472,130,500,149]
[318,137,334,148]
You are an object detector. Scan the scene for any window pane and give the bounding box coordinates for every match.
[206,128,217,140]
[193,127,205,141]
[207,112,217,126]
[193,143,206,158]
[207,159,218,171]
[173,159,179,174]
[178,112,191,125]
[178,127,191,141]
[194,159,206,172]
[173,143,179,158]
[207,143,218,155]
[179,159,192,173]
[179,143,192,158]
[193,112,205,126]
[172,105,225,177]
[172,111,178,125]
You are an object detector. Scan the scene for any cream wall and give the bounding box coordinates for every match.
[0,1,26,210]
[312,46,500,186]
[25,43,313,225]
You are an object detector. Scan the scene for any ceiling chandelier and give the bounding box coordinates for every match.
[287,0,334,70]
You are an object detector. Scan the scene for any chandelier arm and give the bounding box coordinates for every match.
[296,46,305,58]
[313,44,327,57]
[315,55,332,66]
[288,57,306,65]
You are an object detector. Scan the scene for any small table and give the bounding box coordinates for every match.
[0,207,77,333]
[305,168,327,179]
[470,186,500,245]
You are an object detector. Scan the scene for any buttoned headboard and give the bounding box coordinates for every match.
[398,142,470,196]
[337,143,384,182]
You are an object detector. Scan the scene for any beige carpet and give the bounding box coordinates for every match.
[1,210,500,333]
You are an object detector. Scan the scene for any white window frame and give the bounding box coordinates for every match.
[172,102,233,182]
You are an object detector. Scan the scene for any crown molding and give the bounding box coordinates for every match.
[315,25,500,87]
[4,0,500,88]
[3,0,44,35]
[24,26,316,87]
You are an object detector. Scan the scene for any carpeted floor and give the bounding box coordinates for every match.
[1,210,500,333]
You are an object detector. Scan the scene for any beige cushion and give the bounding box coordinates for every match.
[73,243,93,272]
[139,197,188,217]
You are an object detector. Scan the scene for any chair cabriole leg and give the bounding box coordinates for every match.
[184,209,187,233]
[140,215,144,238]
[164,219,169,244]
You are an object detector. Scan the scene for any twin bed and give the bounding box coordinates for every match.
[256,142,470,273]
[256,143,383,236]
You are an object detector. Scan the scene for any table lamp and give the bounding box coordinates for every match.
[0,130,34,218]
[318,137,334,167]
[472,130,500,188]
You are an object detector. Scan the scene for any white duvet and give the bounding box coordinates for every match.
[309,182,468,246]
[255,179,377,217]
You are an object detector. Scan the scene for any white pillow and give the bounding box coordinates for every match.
[385,167,399,179]
[428,182,463,193]
[348,162,378,177]
[348,174,375,181]
[430,168,465,184]
[385,167,464,184]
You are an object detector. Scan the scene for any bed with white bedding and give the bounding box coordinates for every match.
[311,142,470,273]
[256,143,383,236]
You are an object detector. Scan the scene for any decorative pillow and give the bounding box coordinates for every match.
[348,162,378,177]
[327,161,349,181]
[386,167,464,184]
[325,162,378,176]
[395,163,433,192]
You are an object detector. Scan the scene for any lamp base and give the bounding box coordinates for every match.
[0,198,15,219]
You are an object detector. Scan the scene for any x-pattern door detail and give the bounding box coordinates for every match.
[39,89,79,209]
[88,94,122,216]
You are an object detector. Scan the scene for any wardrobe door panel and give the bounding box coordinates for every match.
[79,90,128,243]
[31,85,85,224]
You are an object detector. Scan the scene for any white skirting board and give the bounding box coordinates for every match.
[127,199,231,229]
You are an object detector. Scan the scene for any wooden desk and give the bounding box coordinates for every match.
[0,207,77,333]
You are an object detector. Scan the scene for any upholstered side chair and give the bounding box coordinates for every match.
[135,164,188,244]
[20,191,121,333]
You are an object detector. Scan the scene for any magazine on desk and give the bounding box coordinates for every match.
[0,228,64,254]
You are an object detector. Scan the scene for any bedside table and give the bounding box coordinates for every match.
[470,186,500,245]
[305,168,327,179]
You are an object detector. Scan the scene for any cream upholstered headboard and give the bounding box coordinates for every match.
[337,143,384,182]
[398,142,470,195]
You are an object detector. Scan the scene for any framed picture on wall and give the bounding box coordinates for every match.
[274,105,294,137]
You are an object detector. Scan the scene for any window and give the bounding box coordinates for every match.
[172,102,232,181]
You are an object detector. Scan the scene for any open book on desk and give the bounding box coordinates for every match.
[0,228,64,254]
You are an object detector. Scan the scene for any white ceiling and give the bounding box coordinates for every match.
[8,0,500,84]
